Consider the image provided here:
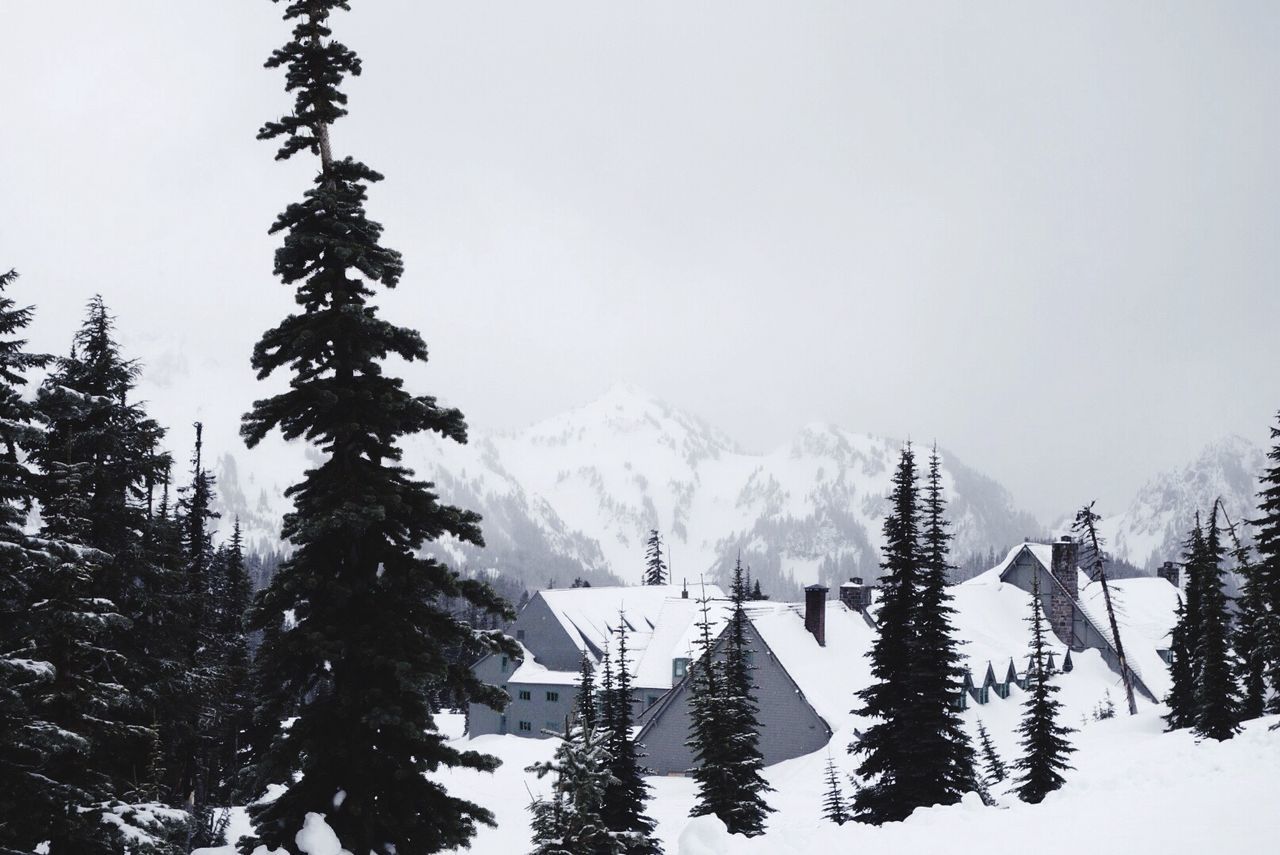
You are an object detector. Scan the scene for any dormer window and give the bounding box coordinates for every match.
[672,657,691,682]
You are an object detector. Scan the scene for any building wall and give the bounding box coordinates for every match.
[635,621,831,775]
[509,594,587,671]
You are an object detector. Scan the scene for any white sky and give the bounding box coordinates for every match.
[2,1,1277,521]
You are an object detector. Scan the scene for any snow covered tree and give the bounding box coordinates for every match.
[708,559,773,836]
[238,2,516,852]
[851,444,922,824]
[643,530,666,586]
[527,722,630,855]
[0,268,60,853]
[1249,411,1280,714]
[910,447,977,805]
[687,590,731,825]
[820,755,849,825]
[600,621,660,853]
[1163,596,1197,731]
[1226,522,1268,721]
[1013,573,1074,804]
[1192,505,1239,741]
[975,719,1006,785]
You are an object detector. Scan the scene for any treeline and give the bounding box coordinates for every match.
[0,279,258,852]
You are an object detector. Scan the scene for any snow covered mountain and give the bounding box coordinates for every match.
[1098,435,1267,571]
[206,384,1040,597]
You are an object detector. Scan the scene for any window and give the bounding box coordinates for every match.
[518,721,532,732]
[546,691,559,702]
[672,657,691,682]
[516,629,525,641]
[500,656,508,673]
[518,690,531,701]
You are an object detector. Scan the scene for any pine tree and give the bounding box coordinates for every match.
[576,652,597,733]
[527,722,629,855]
[1249,411,1280,715]
[749,579,768,601]
[1073,503,1137,715]
[1192,505,1239,741]
[643,530,666,586]
[1013,574,1075,804]
[1163,596,1197,730]
[851,444,922,824]
[1182,513,1207,680]
[820,755,849,825]
[0,268,61,853]
[1226,518,1267,720]
[709,559,772,836]
[687,589,731,825]
[975,719,1006,785]
[239,3,516,852]
[910,447,977,806]
[215,519,254,800]
[600,621,660,854]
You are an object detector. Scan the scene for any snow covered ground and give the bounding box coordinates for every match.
[195,569,1280,855]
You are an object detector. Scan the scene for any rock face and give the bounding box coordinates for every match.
[210,384,1042,598]
[1099,435,1267,571]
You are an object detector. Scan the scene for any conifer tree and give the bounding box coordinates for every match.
[748,579,768,601]
[1073,503,1137,715]
[820,755,849,825]
[214,519,254,799]
[710,559,772,836]
[975,719,1006,785]
[576,652,597,733]
[1249,411,1280,714]
[1181,514,1207,677]
[600,621,660,854]
[1192,505,1239,741]
[239,2,516,852]
[1013,574,1074,804]
[0,269,60,853]
[1163,596,1197,731]
[851,444,922,824]
[911,447,977,805]
[643,530,666,586]
[527,721,629,855]
[687,589,731,825]
[1226,521,1267,721]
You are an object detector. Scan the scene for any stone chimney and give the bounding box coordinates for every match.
[1048,536,1079,646]
[1157,561,1180,587]
[839,577,872,611]
[804,584,828,647]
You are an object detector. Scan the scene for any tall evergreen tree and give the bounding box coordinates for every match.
[527,721,629,855]
[1013,574,1074,804]
[643,530,666,586]
[1192,505,1239,741]
[1226,519,1267,721]
[1181,513,1207,679]
[975,719,1006,785]
[576,652,597,733]
[0,269,61,853]
[1249,411,1280,714]
[239,2,515,852]
[687,589,731,826]
[820,755,849,825]
[1073,503,1137,715]
[708,559,772,836]
[910,447,977,805]
[600,621,660,854]
[1162,596,1197,731]
[850,444,922,824]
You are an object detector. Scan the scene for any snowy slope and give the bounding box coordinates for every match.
[198,384,1041,597]
[1097,435,1266,570]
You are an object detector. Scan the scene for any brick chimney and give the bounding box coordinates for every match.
[804,584,828,646]
[1048,536,1079,646]
[1157,561,1180,587]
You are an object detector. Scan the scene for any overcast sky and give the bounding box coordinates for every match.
[2,1,1277,521]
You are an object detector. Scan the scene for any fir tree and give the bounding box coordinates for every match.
[0,269,60,853]
[1013,574,1074,804]
[1192,505,1239,741]
[975,719,1006,785]
[1226,518,1267,720]
[710,559,772,836]
[576,652,597,733]
[527,722,629,855]
[600,620,660,854]
[820,755,849,825]
[239,2,516,852]
[910,446,977,806]
[850,444,922,824]
[1248,411,1280,715]
[687,589,731,825]
[748,579,768,601]
[1163,596,1197,731]
[643,530,666,586]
